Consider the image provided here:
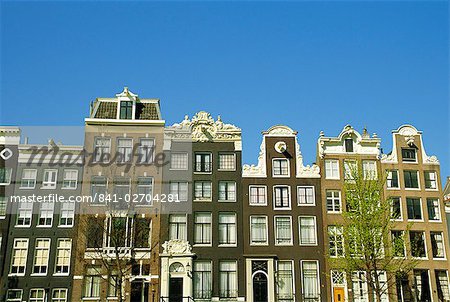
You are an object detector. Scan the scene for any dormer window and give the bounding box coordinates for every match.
[120,101,133,119]
[401,148,416,162]
[345,138,353,152]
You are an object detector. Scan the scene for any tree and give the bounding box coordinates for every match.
[329,160,418,302]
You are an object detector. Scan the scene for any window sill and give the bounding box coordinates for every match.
[15,225,31,228]
[298,203,316,207]
[61,187,77,190]
[250,243,269,246]
[218,200,236,203]
[386,187,400,190]
[327,211,342,214]
[19,187,36,190]
[36,225,53,228]
[404,187,421,190]
[53,273,70,276]
[193,244,212,247]
[249,203,268,207]
[8,273,25,277]
[300,243,318,247]
[30,273,48,277]
[218,169,236,172]
[218,244,237,248]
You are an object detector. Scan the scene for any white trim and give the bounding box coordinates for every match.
[298,215,318,246]
[410,230,428,260]
[248,185,268,206]
[19,168,37,189]
[41,169,58,189]
[403,170,421,190]
[430,231,446,260]
[406,197,424,222]
[330,270,348,302]
[325,159,340,180]
[272,158,290,178]
[274,215,293,246]
[390,196,403,221]
[249,215,269,246]
[300,260,320,300]
[218,152,237,171]
[297,186,316,206]
[273,185,291,210]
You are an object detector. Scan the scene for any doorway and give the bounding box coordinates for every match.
[253,272,268,302]
[333,287,345,302]
[169,277,183,302]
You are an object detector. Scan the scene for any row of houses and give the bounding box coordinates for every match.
[0,87,449,302]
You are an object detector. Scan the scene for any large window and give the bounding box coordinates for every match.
[404,170,419,189]
[249,186,267,205]
[391,197,402,220]
[170,153,188,170]
[6,290,23,302]
[169,214,187,240]
[326,190,341,213]
[195,153,212,172]
[431,232,445,259]
[413,270,432,301]
[194,181,212,200]
[219,181,236,202]
[387,170,399,188]
[33,239,50,274]
[325,159,339,179]
[277,261,294,301]
[424,171,437,189]
[55,239,72,274]
[138,138,154,164]
[302,261,320,301]
[219,153,236,170]
[120,101,133,119]
[275,216,292,245]
[193,261,212,299]
[94,137,111,162]
[42,169,58,189]
[170,181,188,202]
[0,167,12,185]
[435,270,450,302]
[328,226,344,257]
[274,186,290,209]
[30,289,45,302]
[91,176,107,202]
[20,169,37,189]
[117,138,133,163]
[297,186,315,206]
[406,198,422,220]
[299,216,317,245]
[362,160,377,180]
[62,170,78,189]
[273,159,289,176]
[10,238,28,275]
[410,231,426,258]
[427,198,441,221]
[134,218,151,248]
[352,271,369,302]
[52,289,68,302]
[17,202,33,226]
[219,261,238,298]
[401,148,416,162]
[84,267,101,298]
[38,202,54,227]
[219,212,237,246]
[250,216,268,245]
[194,212,212,245]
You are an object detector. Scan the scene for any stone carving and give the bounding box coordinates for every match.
[243,140,266,177]
[424,155,439,164]
[162,240,192,255]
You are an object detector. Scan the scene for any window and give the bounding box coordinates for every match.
[427,198,441,221]
[55,239,71,274]
[219,153,236,170]
[94,137,111,162]
[396,274,412,302]
[391,197,402,220]
[344,160,357,181]
[10,239,28,275]
[362,160,377,180]
[120,101,133,119]
[137,177,153,203]
[298,186,315,206]
[435,270,450,302]
[273,159,289,176]
[391,230,406,257]
[352,271,369,302]
[345,138,354,152]
[107,217,129,248]
[108,273,120,297]
[17,202,33,226]
[299,216,317,245]
[52,289,68,302]
[38,202,54,226]
[193,261,212,299]
[20,169,37,188]
[33,239,50,274]
[0,167,12,185]
[424,171,437,189]
[277,261,294,301]
[326,190,341,213]
[250,216,268,245]
[410,231,426,258]
[387,170,399,188]
[275,216,292,245]
[406,198,422,220]
[29,289,45,302]
[84,267,101,298]
[91,176,107,202]
[328,226,344,257]
[170,181,188,202]
[0,196,7,216]
[249,186,267,205]
[414,270,432,301]
[402,148,416,162]
[371,271,388,302]
[169,214,187,240]
[325,159,339,179]
[404,170,419,189]
[138,138,154,164]
[219,181,236,202]
[42,169,58,189]
[113,177,130,200]
[194,181,212,200]
[117,138,133,163]
[195,153,212,172]
[219,212,237,245]
[274,186,290,209]
[431,232,445,259]
[194,212,212,245]
[86,217,103,248]
[219,261,237,298]
[302,261,320,301]
[170,153,188,170]
[6,290,22,302]
[62,170,78,189]
[134,218,151,248]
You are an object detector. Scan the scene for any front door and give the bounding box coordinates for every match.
[131,281,149,302]
[253,272,268,302]
[169,277,183,302]
[333,287,345,302]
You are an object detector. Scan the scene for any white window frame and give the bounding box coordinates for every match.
[54,238,72,275]
[272,158,290,177]
[406,197,423,222]
[94,137,111,163]
[325,159,340,180]
[0,196,7,217]
[326,190,342,214]
[218,212,237,247]
[37,202,54,227]
[29,289,46,302]
[404,170,420,190]
[218,181,236,202]
[430,232,446,260]
[344,160,357,181]
[250,215,268,246]
[194,181,212,201]
[218,153,236,171]
[297,186,315,206]
[386,170,400,189]
[352,271,369,302]
[59,202,75,227]
[424,171,438,190]
[170,152,189,170]
[410,231,428,259]
[390,197,403,221]
[249,185,267,206]
[16,202,33,227]
[427,198,441,222]
[193,212,212,246]
[138,138,155,164]
[362,160,377,180]
[6,289,23,302]
[435,270,450,302]
[170,181,189,202]
[328,226,344,258]
[117,137,133,163]
[61,169,78,189]
[391,230,406,258]
[274,215,293,246]
[301,260,320,301]
[276,260,295,301]
[273,185,291,210]
[298,216,318,246]
[20,169,37,189]
[42,169,58,189]
[169,214,187,241]
[51,289,68,302]
[9,238,29,276]
[32,238,51,276]
[0,167,12,185]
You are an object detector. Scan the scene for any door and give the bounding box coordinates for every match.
[333,287,345,302]
[169,277,183,302]
[253,272,268,302]
[130,281,149,302]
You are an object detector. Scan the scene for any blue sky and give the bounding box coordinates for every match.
[1,1,449,180]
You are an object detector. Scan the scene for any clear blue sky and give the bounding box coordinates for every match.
[1,1,449,180]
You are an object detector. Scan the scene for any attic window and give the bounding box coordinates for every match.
[120,101,133,119]
[345,138,353,153]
